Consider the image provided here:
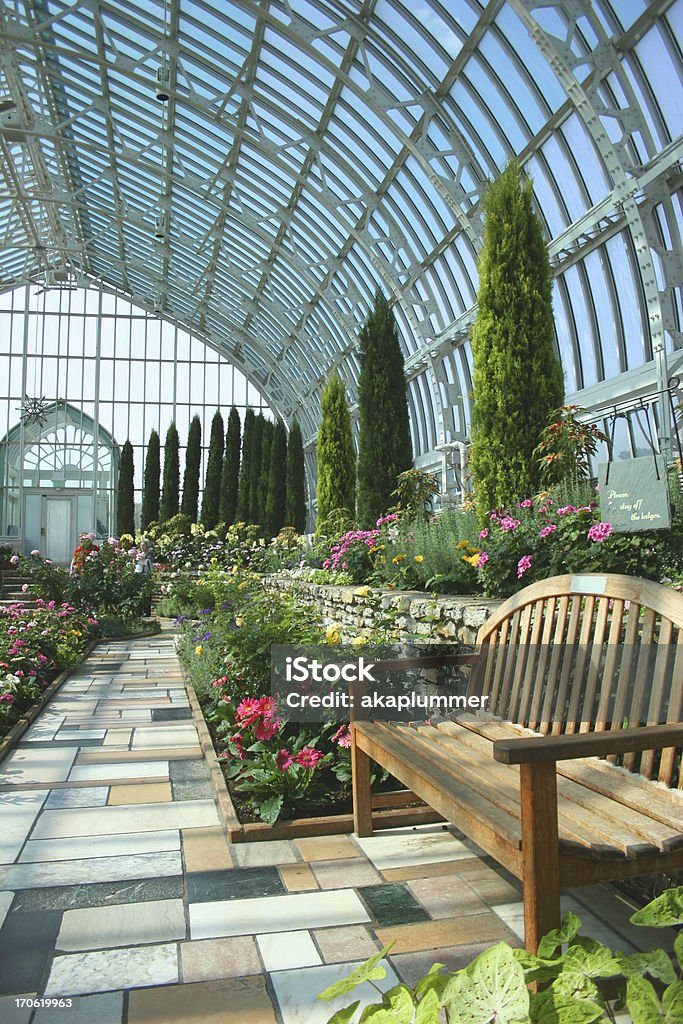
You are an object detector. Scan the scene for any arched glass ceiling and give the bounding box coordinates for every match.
[0,0,681,469]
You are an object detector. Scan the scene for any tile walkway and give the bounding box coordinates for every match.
[0,631,670,1023]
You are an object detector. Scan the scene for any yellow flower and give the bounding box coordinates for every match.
[414,555,424,563]
[195,645,203,655]
[384,582,396,590]
[354,586,370,598]
[392,554,406,564]
[326,624,342,644]
[461,553,481,566]
[196,578,204,586]
[210,557,218,565]
[456,540,470,550]
[351,635,367,648]
[238,580,250,590]
[235,616,244,627]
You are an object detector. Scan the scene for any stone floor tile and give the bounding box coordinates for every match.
[103,729,132,747]
[186,866,283,903]
[375,913,518,954]
[381,857,482,882]
[279,864,318,892]
[190,889,370,940]
[127,976,277,1024]
[11,874,184,913]
[76,748,198,763]
[232,840,297,868]
[390,942,494,987]
[55,730,106,741]
[131,726,198,749]
[0,748,77,787]
[57,897,186,951]
[170,760,211,783]
[311,857,383,890]
[171,779,213,801]
[0,909,63,994]
[108,782,172,805]
[0,995,35,1024]
[32,991,124,1024]
[0,790,48,864]
[0,851,182,891]
[44,787,109,809]
[354,826,472,870]
[406,874,489,920]
[45,943,179,995]
[312,924,378,964]
[68,761,170,783]
[257,930,322,971]
[30,798,219,839]
[180,936,261,982]
[19,829,180,864]
[295,835,362,862]
[270,960,400,1024]
[0,891,14,930]
[359,883,430,927]
[151,708,192,721]
[181,826,233,872]
[449,860,522,906]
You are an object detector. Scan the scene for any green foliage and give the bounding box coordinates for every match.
[535,406,608,488]
[236,408,255,522]
[390,469,440,522]
[140,429,160,531]
[372,509,480,594]
[181,415,202,523]
[201,411,225,529]
[220,406,241,526]
[357,289,413,527]
[318,887,683,1023]
[258,418,274,519]
[116,440,135,537]
[160,422,180,522]
[266,419,288,538]
[285,419,307,532]
[316,375,356,531]
[469,162,564,514]
[249,413,265,527]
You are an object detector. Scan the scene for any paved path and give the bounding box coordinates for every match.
[0,632,660,1023]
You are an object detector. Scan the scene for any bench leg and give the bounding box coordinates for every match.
[351,728,373,837]
[520,762,561,954]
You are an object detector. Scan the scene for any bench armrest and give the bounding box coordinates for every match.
[493,722,683,765]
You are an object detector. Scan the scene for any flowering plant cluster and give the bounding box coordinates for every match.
[323,513,400,580]
[0,600,99,733]
[203,677,352,824]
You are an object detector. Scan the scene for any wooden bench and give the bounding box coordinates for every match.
[351,573,683,952]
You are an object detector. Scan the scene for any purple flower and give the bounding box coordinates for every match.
[587,522,613,543]
[517,554,533,578]
[477,551,489,568]
[499,516,520,532]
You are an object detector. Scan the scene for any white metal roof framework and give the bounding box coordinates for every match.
[0,0,681,485]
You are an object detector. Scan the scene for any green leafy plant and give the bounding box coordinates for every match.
[181,415,202,524]
[285,419,307,533]
[201,410,225,529]
[317,374,357,532]
[535,405,608,487]
[318,886,683,1023]
[160,421,181,522]
[220,406,241,526]
[390,469,440,522]
[116,439,135,537]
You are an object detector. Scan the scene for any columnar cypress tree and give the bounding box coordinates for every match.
[469,162,564,513]
[201,410,224,529]
[248,413,265,526]
[356,290,413,527]
[258,418,274,516]
[265,419,287,538]
[116,440,135,537]
[285,419,307,533]
[236,408,255,522]
[140,429,160,531]
[181,415,202,524]
[159,422,180,523]
[316,375,356,531]
[220,406,241,526]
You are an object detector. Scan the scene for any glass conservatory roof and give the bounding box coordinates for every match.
[0,0,681,456]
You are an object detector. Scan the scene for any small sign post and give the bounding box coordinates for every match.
[597,456,671,532]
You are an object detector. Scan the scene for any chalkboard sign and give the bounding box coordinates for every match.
[597,456,671,532]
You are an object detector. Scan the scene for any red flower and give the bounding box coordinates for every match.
[235,697,262,725]
[258,696,278,721]
[275,749,294,771]
[255,717,281,741]
[295,747,323,769]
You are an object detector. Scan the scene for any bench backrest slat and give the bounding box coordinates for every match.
[471,574,683,787]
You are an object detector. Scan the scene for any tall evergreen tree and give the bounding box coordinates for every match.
[220,406,241,526]
[285,419,307,533]
[140,429,160,531]
[159,421,180,523]
[236,408,255,522]
[316,375,356,531]
[116,439,135,537]
[356,290,412,527]
[265,419,287,538]
[181,415,202,524]
[248,413,265,526]
[469,162,564,513]
[201,410,224,529]
[258,418,274,517]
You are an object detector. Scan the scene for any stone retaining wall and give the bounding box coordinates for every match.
[267,577,500,645]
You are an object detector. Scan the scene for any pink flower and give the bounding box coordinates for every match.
[21,584,29,593]
[258,696,278,721]
[477,551,489,568]
[255,717,281,741]
[557,505,577,517]
[517,499,533,508]
[10,555,19,566]
[499,516,520,532]
[30,549,40,557]
[0,693,15,703]
[539,524,557,539]
[478,528,489,540]
[332,725,352,748]
[587,522,613,543]
[517,554,533,578]
[275,748,294,771]
[236,697,262,725]
[295,746,323,769]
[229,733,245,759]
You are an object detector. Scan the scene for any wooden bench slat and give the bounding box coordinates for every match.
[660,635,683,788]
[641,617,675,778]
